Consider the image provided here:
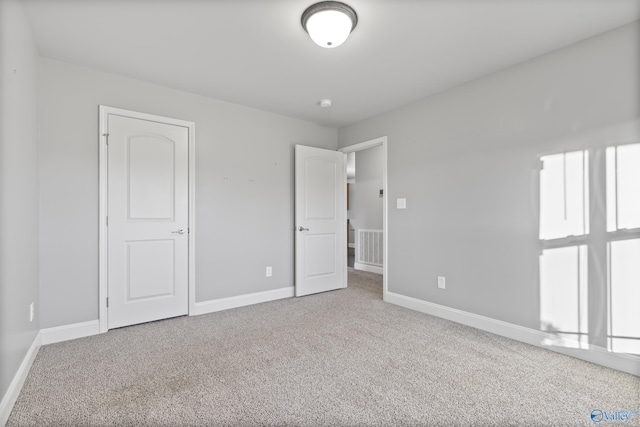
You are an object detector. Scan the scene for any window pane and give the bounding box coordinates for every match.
[540,245,588,341]
[616,144,640,230]
[609,239,640,340]
[540,151,589,239]
[606,146,617,232]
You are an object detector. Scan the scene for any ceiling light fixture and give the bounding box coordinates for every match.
[301,1,358,49]
[319,99,333,108]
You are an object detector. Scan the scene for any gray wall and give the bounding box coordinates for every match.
[338,22,640,348]
[39,58,337,328]
[349,146,384,231]
[0,0,40,403]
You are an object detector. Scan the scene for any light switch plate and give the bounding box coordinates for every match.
[397,198,407,209]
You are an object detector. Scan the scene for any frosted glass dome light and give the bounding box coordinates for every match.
[302,2,358,49]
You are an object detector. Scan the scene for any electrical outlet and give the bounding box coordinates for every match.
[437,276,446,289]
[30,302,34,322]
[266,266,272,277]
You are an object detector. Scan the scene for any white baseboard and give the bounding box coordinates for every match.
[40,320,100,345]
[385,292,640,377]
[193,286,294,316]
[354,262,383,275]
[0,331,41,426]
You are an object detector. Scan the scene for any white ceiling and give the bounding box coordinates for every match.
[22,0,640,128]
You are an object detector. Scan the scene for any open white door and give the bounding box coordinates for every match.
[106,113,189,329]
[295,145,346,297]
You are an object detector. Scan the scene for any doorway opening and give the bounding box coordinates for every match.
[339,137,388,300]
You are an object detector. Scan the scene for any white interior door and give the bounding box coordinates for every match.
[295,145,346,296]
[107,114,189,329]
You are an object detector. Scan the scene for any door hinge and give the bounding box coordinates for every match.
[106,297,109,308]
[103,133,109,145]
[106,216,109,226]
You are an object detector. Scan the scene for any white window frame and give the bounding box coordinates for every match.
[605,142,640,354]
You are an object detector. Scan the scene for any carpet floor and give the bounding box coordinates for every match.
[8,270,640,426]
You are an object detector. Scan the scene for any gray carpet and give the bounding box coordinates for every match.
[8,270,640,426]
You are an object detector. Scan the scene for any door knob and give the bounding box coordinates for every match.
[298,226,309,232]
[171,228,186,234]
